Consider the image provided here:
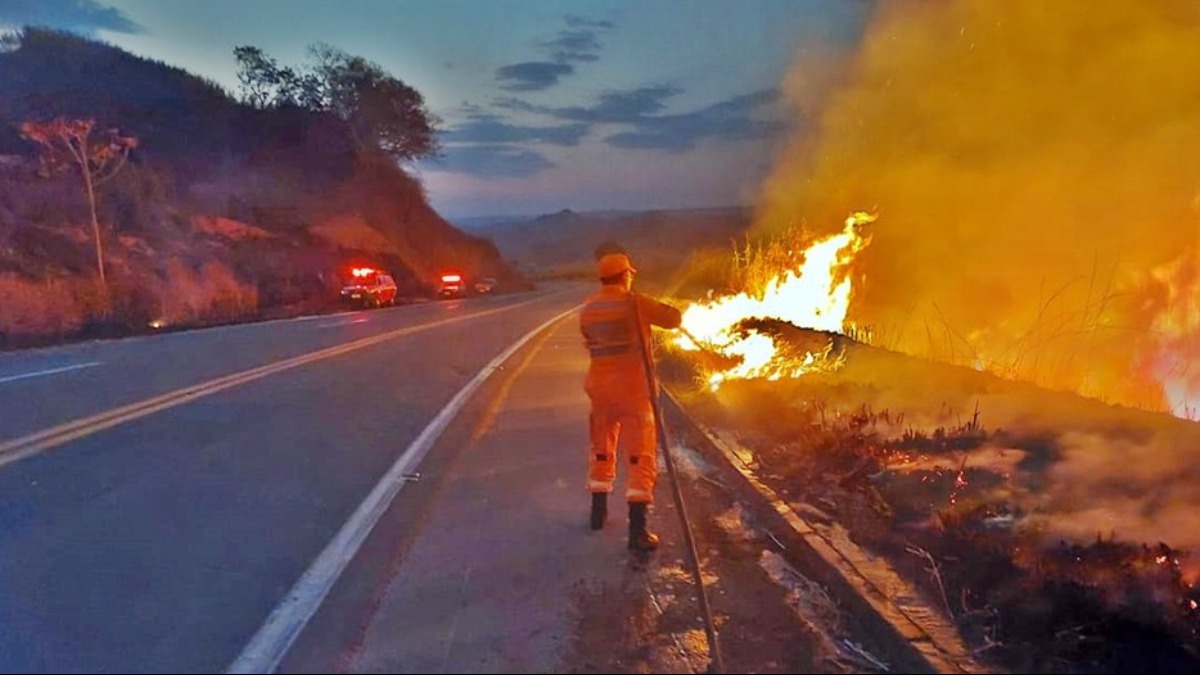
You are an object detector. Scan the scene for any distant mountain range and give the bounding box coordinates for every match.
[466,206,755,289]
[450,207,742,232]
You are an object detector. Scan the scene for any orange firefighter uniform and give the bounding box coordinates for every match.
[579,254,681,505]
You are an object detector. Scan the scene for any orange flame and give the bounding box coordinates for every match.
[677,211,875,388]
[1145,248,1200,420]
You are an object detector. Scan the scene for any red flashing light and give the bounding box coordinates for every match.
[441,274,462,283]
[352,267,376,278]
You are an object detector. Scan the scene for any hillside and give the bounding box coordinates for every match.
[476,206,753,292]
[0,27,527,347]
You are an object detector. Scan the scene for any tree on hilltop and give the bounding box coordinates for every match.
[234,43,440,163]
[233,46,323,110]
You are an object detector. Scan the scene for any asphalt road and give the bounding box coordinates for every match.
[0,285,583,673]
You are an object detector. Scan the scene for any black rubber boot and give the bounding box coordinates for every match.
[628,502,659,552]
[590,492,608,530]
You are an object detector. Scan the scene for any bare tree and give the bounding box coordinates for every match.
[20,118,139,298]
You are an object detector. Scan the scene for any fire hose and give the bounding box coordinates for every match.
[631,293,727,675]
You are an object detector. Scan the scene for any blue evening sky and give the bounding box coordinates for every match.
[0,0,870,219]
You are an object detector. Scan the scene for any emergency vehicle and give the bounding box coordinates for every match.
[339,267,398,308]
[437,272,466,299]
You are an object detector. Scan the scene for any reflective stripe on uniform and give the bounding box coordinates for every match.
[589,345,631,357]
[582,318,632,347]
[581,293,635,350]
[585,300,629,311]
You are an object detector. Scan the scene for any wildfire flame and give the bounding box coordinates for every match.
[677,211,875,388]
[1146,248,1200,420]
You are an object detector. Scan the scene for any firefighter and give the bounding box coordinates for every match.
[580,249,681,551]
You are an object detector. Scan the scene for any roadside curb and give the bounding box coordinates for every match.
[661,390,990,675]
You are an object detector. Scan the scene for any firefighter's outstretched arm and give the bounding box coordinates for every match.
[634,292,682,330]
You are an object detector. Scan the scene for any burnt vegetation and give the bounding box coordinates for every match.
[662,338,1200,674]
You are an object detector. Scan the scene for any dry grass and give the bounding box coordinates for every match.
[309,214,400,254]
[192,216,273,241]
[727,226,817,296]
[0,273,92,339]
[668,227,818,302]
[0,257,259,347]
[155,258,259,326]
[665,247,740,298]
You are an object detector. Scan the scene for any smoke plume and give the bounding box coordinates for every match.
[758,0,1200,415]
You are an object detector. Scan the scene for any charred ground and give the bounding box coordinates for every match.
[660,331,1200,674]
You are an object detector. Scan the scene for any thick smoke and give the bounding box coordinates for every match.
[758,0,1200,414]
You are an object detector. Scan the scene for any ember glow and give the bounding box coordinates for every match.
[676,211,875,388]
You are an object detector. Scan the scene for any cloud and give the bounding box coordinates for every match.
[443,113,588,146]
[427,144,555,178]
[568,85,684,122]
[0,0,142,36]
[495,61,574,92]
[498,86,783,152]
[565,15,614,30]
[544,14,613,64]
[604,89,784,151]
[496,84,683,123]
[541,29,602,63]
[493,14,614,91]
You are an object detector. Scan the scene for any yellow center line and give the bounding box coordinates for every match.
[0,297,542,470]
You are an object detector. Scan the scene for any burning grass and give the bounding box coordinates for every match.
[675,213,872,388]
[661,335,1200,673]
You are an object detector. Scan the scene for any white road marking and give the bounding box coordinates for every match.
[292,311,356,322]
[0,361,102,385]
[0,301,539,470]
[226,305,579,674]
[313,319,369,329]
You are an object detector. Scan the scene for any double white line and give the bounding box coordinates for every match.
[0,299,535,471]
